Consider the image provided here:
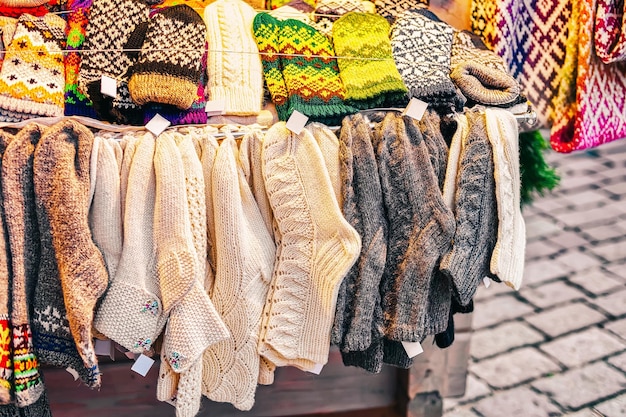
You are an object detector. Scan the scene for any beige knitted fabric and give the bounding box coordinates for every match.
[442,114,469,209]
[258,123,361,370]
[94,133,168,353]
[204,0,264,115]
[117,132,142,222]
[306,123,342,207]
[484,109,525,290]
[0,130,13,404]
[202,135,275,411]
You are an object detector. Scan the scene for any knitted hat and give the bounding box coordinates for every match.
[267,0,314,10]
[372,113,455,342]
[450,30,521,106]
[78,0,149,124]
[484,108,525,290]
[202,135,275,411]
[374,0,427,23]
[0,131,13,404]
[439,110,498,306]
[269,1,315,25]
[0,16,17,69]
[94,133,168,353]
[33,120,109,386]
[390,9,460,110]
[1,124,47,406]
[331,113,388,354]
[129,5,206,109]
[0,5,48,18]
[314,0,375,36]
[253,13,358,124]
[0,0,47,7]
[332,12,408,110]
[258,123,361,371]
[0,14,66,122]
[204,0,265,116]
[64,0,99,118]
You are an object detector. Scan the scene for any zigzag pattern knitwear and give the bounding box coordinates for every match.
[1,123,46,406]
[204,0,264,116]
[0,14,66,122]
[129,5,206,109]
[390,9,459,110]
[0,131,13,404]
[595,0,626,63]
[332,12,408,110]
[485,108,525,289]
[258,123,361,371]
[439,110,498,306]
[374,0,428,23]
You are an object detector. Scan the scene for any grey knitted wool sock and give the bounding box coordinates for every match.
[440,111,498,306]
[372,112,455,343]
[331,113,388,353]
[340,339,384,374]
[420,110,449,190]
[383,339,414,369]
[374,0,429,23]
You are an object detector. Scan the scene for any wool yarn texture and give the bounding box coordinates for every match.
[0,131,13,404]
[0,16,17,75]
[204,0,264,116]
[595,0,626,63]
[314,0,375,36]
[129,5,206,109]
[0,0,47,7]
[258,122,361,371]
[442,113,468,208]
[0,14,66,122]
[0,5,48,18]
[332,13,408,110]
[306,123,342,205]
[374,0,428,23]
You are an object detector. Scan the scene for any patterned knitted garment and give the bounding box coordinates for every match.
[267,0,314,10]
[595,0,626,63]
[390,9,459,111]
[64,0,98,118]
[374,0,428,23]
[129,5,206,109]
[0,131,13,405]
[253,13,358,124]
[314,0,374,36]
[0,14,66,122]
[258,122,361,371]
[1,124,46,407]
[550,0,626,152]
[0,17,17,75]
[332,13,408,110]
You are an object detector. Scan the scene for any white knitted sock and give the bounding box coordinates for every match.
[259,123,361,370]
[199,133,221,293]
[306,123,342,207]
[442,114,468,209]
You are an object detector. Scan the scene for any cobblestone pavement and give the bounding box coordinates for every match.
[443,138,626,417]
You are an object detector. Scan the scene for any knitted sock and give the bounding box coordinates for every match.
[331,113,388,353]
[595,0,626,64]
[332,13,408,110]
[0,14,66,122]
[382,339,414,368]
[33,120,109,382]
[202,135,275,411]
[198,133,220,292]
[64,0,98,118]
[419,110,449,191]
[374,0,428,23]
[442,113,468,208]
[1,124,47,406]
[340,340,384,374]
[372,113,455,342]
[306,123,342,205]
[259,123,361,370]
[0,131,13,404]
[390,9,459,110]
[129,5,206,109]
[439,110,497,306]
[485,108,525,290]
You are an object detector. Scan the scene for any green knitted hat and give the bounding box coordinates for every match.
[332,12,408,109]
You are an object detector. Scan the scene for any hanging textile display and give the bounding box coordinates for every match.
[595,0,626,64]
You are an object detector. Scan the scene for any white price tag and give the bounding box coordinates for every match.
[100,75,118,98]
[403,98,428,121]
[131,354,155,377]
[401,341,424,358]
[483,277,491,288]
[285,110,308,134]
[308,363,324,375]
[205,99,226,116]
[65,367,79,381]
[165,398,177,407]
[95,339,115,360]
[145,114,171,137]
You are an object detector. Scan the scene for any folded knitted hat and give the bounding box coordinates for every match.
[129,5,206,109]
[0,131,13,404]
[78,0,150,124]
[0,14,66,122]
[374,0,427,22]
[332,12,408,110]
[390,9,460,110]
[253,13,358,124]
[204,0,265,116]
[314,0,375,36]
[450,30,521,106]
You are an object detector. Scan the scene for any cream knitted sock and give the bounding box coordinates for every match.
[199,134,221,293]
[259,123,361,370]
[442,114,468,208]
[485,108,525,290]
[306,123,342,207]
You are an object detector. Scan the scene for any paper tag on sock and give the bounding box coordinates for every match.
[165,397,177,407]
[403,98,428,121]
[401,341,424,358]
[94,339,115,361]
[307,363,324,375]
[131,354,155,377]
[145,114,171,137]
[286,110,308,134]
[205,99,226,116]
[100,75,117,98]
[483,277,491,288]
[65,367,79,381]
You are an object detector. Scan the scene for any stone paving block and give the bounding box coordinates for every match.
[557,173,605,192]
[470,321,544,360]
[552,250,603,272]
[519,281,585,309]
[523,258,573,287]
[525,239,564,261]
[608,351,626,372]
[562,189,612,207]
[595,393,626,417]
[546,231,590,250]
[604,181,626,196]
[530,197,571,214]
[562,408,609,417]
[604,263,626,282]
[605,318,626,341]
[473,281,515,301]
[447,375,491,406]
[581,223,626,242]
[538,327,624,367]
[532,361,626,409]
[471,347,560,389]
[472,295,535,329]
[591,289,626,316]
[443,407,480,417]
[556,204,625,228]
[472,386,561,417]
[525,303,606,337]
[525,216,564,240]
[589,239,626,263]
[568,267,625,295]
